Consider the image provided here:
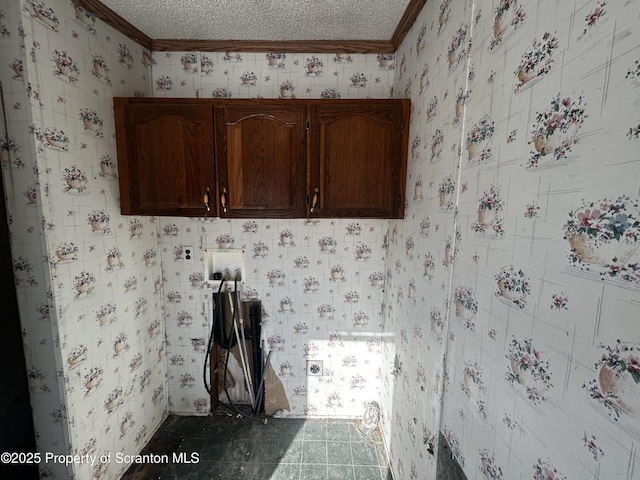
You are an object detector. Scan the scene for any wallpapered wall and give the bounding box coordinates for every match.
[149,51,397,416]
[2,1,166,479]
[160,218,390,417]
[5,0,640,479]
[1,3,72,478]
[4,2,399,479]
[385,0,640,479]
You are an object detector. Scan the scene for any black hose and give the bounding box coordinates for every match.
[214,291,237,350]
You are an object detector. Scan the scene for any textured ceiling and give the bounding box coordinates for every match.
[97,0,412,41]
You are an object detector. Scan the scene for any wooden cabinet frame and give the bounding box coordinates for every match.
[114,97,410,219]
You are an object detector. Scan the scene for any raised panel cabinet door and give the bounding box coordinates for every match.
[115,101,214,216]
[309,100,408,218]
[215,102,306,218]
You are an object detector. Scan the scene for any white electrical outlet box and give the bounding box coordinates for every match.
[306,360,323,376]
[204,249,245,287]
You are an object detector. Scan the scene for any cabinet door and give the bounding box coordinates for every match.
[215,103,306,218]
[309,100,409,218]
[115,100,214,216]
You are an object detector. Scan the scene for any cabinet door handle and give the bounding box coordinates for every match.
[221,188,227,214]
[204,187,210,212]
[310,187,319,213]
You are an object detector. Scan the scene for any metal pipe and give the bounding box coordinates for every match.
[234,284,256,409]
[254,350,272,414]
[229,289,255,410]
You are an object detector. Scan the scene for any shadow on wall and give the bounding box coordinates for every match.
[436,432,468,480]
[0,84,38,480]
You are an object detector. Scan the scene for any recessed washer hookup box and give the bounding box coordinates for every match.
[204,249,246,287]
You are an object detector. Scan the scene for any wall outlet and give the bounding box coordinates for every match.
[306,360,323,376]
[183,245,194,263]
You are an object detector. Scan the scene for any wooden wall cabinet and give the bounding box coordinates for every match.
[114,98,409,219]
[114,99,214,216]
[309,100,408,219]
[214,102,307,218]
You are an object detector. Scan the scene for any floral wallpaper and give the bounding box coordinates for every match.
[5,0,640,479]
[2,1,165,479]
[149,51,397,416]
[386,0,640,479]
[160,217,389,417]
[4,3,399,476]
[151,50,395,100]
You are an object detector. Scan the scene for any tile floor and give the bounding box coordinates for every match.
[122,410,393,480]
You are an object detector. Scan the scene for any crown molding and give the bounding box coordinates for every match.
[151,39,395,54]
[392,0,427,50]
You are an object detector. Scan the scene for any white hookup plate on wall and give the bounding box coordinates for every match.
[204,249,246,287]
